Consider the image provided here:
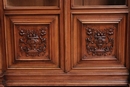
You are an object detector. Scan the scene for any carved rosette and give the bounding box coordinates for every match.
[86,27,114,56]
[19,28,47,57]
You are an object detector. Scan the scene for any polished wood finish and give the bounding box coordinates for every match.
[0,0,130,86]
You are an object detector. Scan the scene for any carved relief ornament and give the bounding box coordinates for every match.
[86,27,114,56]
[19,28,47,57]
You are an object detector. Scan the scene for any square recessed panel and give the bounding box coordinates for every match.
[5,15,60,69]
[82,24,117,60]
[14,24,50,60]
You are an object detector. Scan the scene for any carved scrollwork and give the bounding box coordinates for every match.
[19,28,47,57]
[86,27,114,56]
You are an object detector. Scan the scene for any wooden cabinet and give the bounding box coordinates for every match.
[0,0,130,86]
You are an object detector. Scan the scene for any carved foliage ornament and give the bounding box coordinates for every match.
[19,28,47,57]
[86,27,114,56]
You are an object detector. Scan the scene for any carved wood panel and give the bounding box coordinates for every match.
[15,25,49,60]
[82,24,116,59]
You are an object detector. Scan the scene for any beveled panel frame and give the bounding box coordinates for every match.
[72,14,126,69]
[5,15,60,69]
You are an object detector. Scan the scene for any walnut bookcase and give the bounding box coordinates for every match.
[0,0,130,86]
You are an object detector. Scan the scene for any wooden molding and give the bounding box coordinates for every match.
[0,74,5,87]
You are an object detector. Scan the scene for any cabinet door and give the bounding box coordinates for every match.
[67,0,129,86]
[4,15,66,86]
[1,0,65,86]
[69,14,129,85]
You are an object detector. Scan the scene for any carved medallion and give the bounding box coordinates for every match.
[19,28,47,57]
[86,27,114,56]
